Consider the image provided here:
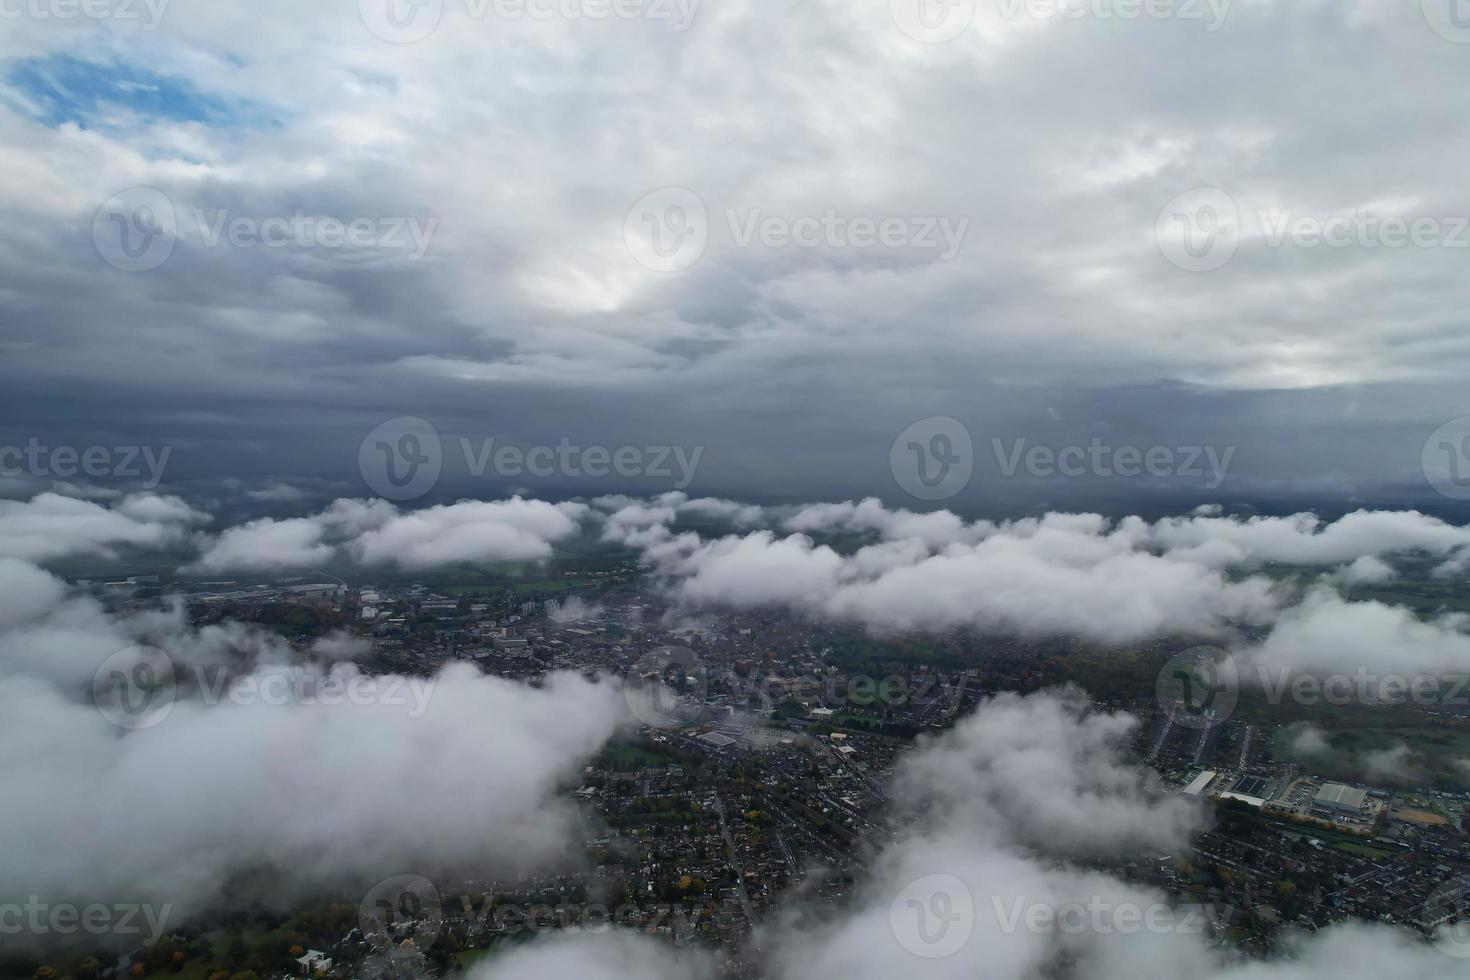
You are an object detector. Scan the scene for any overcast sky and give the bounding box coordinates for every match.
[3,1,1470,515]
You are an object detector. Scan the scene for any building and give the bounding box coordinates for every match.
[296,950,332,976]
[1314,782,1367,814]
[1182,771,1217,797]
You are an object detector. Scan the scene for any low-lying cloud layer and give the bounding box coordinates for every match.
[0,547,632,934]
[600,495,1470,678]
[190,497,588,572]
[5,489,1470,963]
[468,689,1465,979]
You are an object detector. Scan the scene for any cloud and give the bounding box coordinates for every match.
[890,687,1203,855]
[189,496,589,571]
[349,498,589,568]
[0,492,206,563]
[1361,743,1425,787]
[613,499,1470,672]
[190,515,333,572]
[1248,586,1470,677]
[1287,723,1333,758]
[1335,555,1396,586]
[473,688,1464,979]
[467,932,717,980]
[0,548,633,928]
[635,509,1282,645]
[0,662,627,924]
[1147,511,1470,569]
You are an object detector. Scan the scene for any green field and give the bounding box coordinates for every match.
[598,738,677,771]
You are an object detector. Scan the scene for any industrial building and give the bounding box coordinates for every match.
[1314,783,1368,814]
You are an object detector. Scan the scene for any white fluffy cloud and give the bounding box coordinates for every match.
[190,496,589,571]
[635,506,1282,644]
[0,662,625,919]
[0,492,205,562]
[618,499,1470,670]
[349,498,589,568]
[1248,586,1470,677]
[467,688,1467,979]
[0,544,632,924]
[190,515,333,572]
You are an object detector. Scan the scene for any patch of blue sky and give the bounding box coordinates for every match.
[4,53,278,131]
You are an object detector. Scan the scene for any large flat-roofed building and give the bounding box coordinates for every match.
[1314,782,1367,814]
[1182,771,1217,796]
